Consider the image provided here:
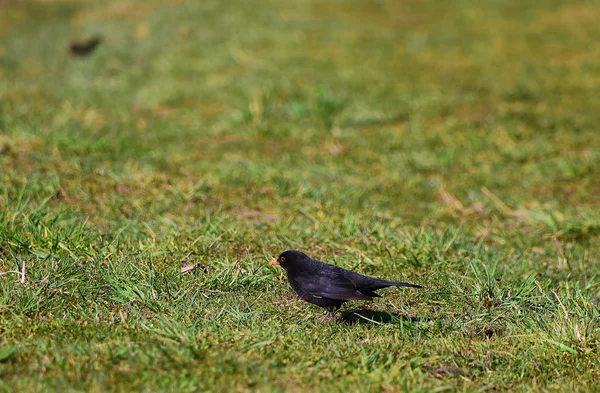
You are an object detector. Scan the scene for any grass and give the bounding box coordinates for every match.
[1,0,600,391]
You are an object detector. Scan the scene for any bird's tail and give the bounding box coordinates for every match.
[387,280,423,289]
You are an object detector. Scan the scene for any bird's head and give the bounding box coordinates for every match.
[269,250,309,270]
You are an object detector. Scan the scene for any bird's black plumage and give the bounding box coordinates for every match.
[70,36,103,56]
[270,250,422,311]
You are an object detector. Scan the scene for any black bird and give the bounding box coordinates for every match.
[70,36,103,56]
[270,250,422,311]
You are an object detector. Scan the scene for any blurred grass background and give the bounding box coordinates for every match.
[1,0,600,391]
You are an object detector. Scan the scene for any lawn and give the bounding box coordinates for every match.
[1,0,600,391]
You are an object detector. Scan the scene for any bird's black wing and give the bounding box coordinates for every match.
[299,273,374,301]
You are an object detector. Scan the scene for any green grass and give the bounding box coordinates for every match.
[1,0,600,391]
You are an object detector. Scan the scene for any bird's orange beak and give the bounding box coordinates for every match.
[269,259,280,266]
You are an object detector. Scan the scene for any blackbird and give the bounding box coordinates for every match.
[70,36,103,56]
[270,250,422,311]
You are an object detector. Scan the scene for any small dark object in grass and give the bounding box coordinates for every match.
[269,250,422,314]
[70,36,103,56]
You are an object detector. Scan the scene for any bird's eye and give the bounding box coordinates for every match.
[280,256,286,262]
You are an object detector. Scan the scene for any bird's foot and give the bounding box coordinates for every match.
[318,310,337,324]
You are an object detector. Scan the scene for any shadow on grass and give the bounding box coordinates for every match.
[338,308,429,325]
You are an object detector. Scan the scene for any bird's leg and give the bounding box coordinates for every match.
[318,306,337,324]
